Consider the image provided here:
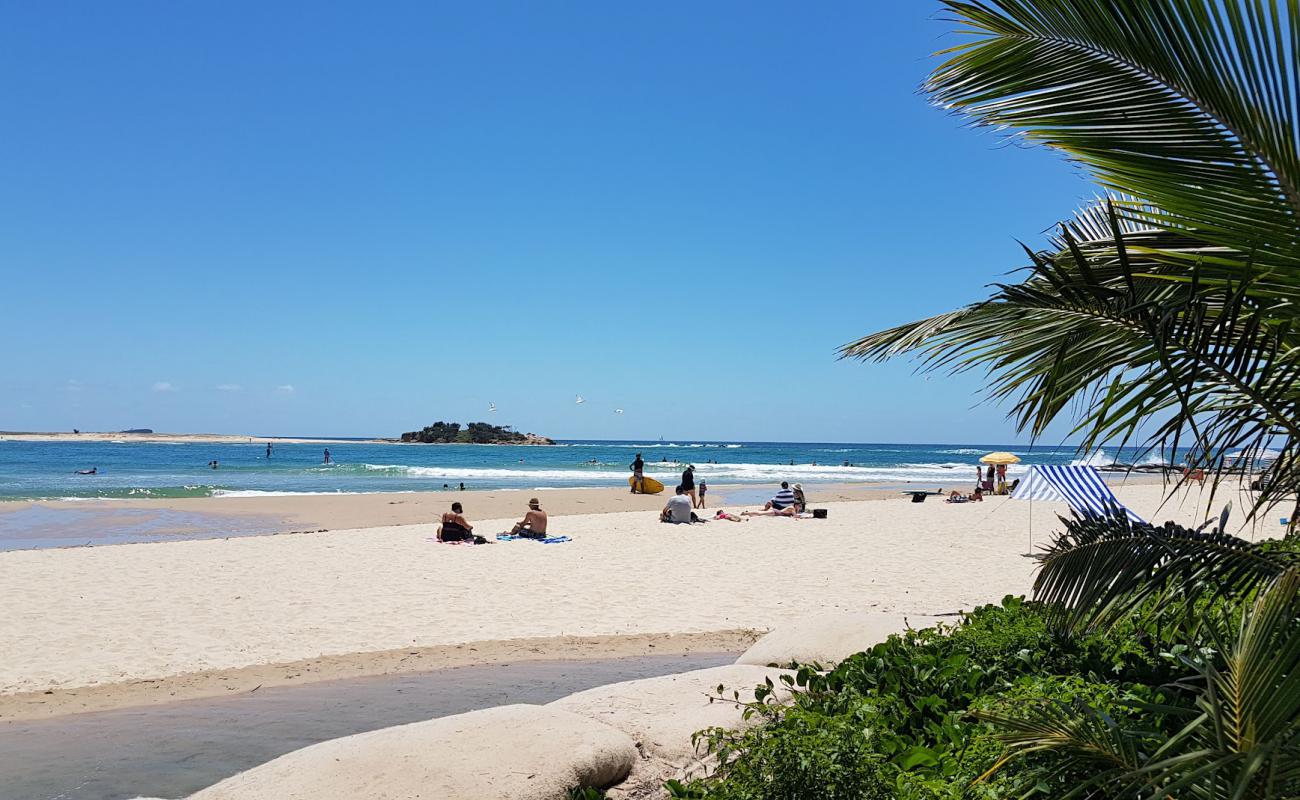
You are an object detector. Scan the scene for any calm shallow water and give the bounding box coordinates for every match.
[0,652,737,800]
[0,505,287,550]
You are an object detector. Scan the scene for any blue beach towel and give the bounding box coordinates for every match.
[496,533,570,543]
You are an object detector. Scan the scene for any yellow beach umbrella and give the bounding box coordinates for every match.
[979,452,1021,465]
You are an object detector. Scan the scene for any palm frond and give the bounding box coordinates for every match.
[842,200,1300,514]
[933,0,1300,265]
[1033,514,1299,634]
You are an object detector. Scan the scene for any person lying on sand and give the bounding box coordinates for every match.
[509,498,549,539]
[946,488,984,504]
[437,502,475,542]
[742,505,798,518]
[714,510,747,522]
[661,486,700,524]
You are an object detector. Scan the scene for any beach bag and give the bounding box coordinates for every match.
[812,508,828,518]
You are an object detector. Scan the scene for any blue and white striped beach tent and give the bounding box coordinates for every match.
[1011,465,1145,524]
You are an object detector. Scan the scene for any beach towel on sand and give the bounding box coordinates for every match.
[496,533,571,544]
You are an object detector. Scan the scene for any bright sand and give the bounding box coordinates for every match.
[0,480,1271,720]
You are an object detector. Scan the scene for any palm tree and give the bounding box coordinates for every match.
[978,514,1300,798]
[840,1,1300,515]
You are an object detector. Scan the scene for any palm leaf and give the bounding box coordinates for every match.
[1032,514,1299,634]
[933,1,1300,266]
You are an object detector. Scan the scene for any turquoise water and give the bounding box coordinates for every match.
[0,438,1160,501]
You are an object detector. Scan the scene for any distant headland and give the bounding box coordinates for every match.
[400,421,553,447]
[399,421,554,445]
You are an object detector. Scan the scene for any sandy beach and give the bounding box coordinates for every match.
[0,482,912,541]
[0,480,1269,721]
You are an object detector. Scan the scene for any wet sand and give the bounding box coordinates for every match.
[0,652,737,800]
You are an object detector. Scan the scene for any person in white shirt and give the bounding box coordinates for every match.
[661,486,698,524]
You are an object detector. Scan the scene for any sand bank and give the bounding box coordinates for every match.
[0,430,389,444]
[0,482,1268,719]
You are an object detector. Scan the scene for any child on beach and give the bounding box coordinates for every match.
[696,480,707,508]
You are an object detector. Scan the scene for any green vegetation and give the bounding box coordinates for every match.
[399,421,547,444]
[670,520,1300,799]
[841,0,1300,518]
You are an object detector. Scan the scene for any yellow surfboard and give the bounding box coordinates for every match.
[629,476,665,494]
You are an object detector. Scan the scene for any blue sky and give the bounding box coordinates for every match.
[1,2,1097,442]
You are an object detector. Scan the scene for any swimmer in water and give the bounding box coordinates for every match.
[75,467,97,475]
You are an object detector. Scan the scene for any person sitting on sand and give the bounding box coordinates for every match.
[972,487,984,502]
[762,481,797,511]
[510,498,549,539]
[792,483,807,513]
[437,502,475,542]
[661,486,699,524]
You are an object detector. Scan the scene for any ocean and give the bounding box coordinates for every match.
[0,438,1161,501]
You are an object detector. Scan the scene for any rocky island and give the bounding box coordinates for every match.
[399,421,554,445]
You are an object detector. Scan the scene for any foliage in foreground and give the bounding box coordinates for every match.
[667,595,1167,800]
[669,521,1300,800]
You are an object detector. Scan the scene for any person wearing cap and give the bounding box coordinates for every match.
[681,464,697,506]
[509,498,549,539]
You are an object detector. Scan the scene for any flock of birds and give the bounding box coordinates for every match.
[487,397,623,415]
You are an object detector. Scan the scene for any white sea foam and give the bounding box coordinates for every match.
[359,461,1023,485]
[1070,449,1113,467]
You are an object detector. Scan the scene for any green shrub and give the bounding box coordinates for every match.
[671,597,1188,800]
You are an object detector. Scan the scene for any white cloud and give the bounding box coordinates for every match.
[275,384,295,395]
[216,383,242,392]
[152,381,178,393]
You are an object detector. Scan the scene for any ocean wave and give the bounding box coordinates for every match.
[1070,449,1113,467]
[356,461,1024,485]
[939,448,986,455]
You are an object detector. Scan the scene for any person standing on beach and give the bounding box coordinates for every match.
[696,479,707,509]
[681,465,697,506]
[323,448,331,464]
[630,452,645,493]
[995,463,1007,495]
